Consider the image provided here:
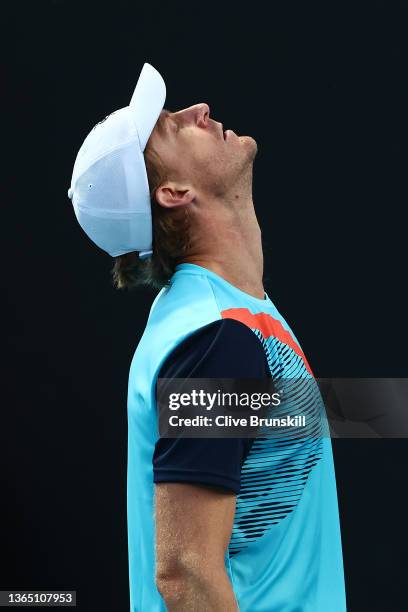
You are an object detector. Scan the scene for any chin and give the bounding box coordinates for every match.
[240,135,258,161]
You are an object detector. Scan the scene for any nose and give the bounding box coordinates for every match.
[175,103,210,128]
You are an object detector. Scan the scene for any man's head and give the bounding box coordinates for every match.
[68,63,260,290]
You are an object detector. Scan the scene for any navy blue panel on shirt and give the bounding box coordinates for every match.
[153,318,271,494]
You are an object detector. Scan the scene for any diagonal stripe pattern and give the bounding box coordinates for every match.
[222,308,326,556]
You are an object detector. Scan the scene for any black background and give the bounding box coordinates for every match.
[3,1,407,610]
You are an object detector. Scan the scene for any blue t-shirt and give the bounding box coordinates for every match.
[127,263,347,611]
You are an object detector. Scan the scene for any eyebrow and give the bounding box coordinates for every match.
[156,108,172,136]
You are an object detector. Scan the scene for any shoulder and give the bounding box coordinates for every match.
[159,318,270,379]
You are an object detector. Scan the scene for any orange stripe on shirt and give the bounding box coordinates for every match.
[221,308,314,377]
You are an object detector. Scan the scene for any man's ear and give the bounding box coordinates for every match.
[155,183,195,209]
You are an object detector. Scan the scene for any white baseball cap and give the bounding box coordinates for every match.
[67,63,166,259]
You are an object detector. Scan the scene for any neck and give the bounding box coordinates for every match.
[181,194,265,300]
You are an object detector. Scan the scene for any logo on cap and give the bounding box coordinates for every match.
[92,110,119,131]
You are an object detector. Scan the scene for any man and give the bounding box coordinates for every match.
[68,63,347,611]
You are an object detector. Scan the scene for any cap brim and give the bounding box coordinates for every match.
[129,62,166,151]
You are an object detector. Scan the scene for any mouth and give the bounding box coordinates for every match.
[219,122,234,141]
[223,129,235,140]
